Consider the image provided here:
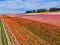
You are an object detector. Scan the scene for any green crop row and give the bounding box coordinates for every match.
[0,20,8,45]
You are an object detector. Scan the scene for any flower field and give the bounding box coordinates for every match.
[0,14,60,45]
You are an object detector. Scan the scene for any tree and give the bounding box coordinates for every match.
[37,9,46,12]
[49,7,60,11]
[32,10,36,13]
[25,10,32,13]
